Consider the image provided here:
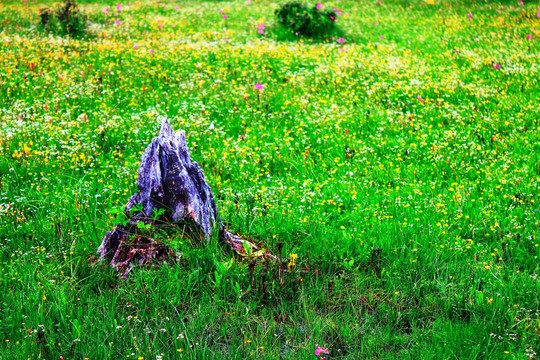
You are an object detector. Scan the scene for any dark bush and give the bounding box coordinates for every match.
[275,1,337,38]
[38,7,54,28]
[39,0,88,37]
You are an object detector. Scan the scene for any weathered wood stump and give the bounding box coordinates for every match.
[97,119,266,277]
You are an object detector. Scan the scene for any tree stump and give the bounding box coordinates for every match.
[97,119,266,277]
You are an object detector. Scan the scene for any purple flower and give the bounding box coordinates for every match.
[254,83,264,90]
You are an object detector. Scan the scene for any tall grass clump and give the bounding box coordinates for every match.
[39,0,88,37]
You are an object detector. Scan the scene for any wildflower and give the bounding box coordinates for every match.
[379,35,383,40]
[158,23,163,28]
[315,345,329,358]
[337,37,345,43]
[467,13,473,21]
[103,7,110,15]
[223,15,228,19]
[254,82,264,90]
[526,34,532,41]
[175,6,179,10]
[316,3,322,9]
[149,49,154,53]
[115,20,121,25]
[116,4,122,11]
[246,0,251,4]
[493,63,501,69]
[257,24,265,34]
[133,44,139,49]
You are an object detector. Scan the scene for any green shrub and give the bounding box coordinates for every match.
[275,1,337,38]
[39,0,88,37]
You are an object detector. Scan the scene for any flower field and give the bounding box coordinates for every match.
[1,0,539,358]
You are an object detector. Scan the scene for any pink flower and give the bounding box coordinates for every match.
[254,83,264,90]
[158,23,163,28]
[219,9,224,13]
[175,6,179,10]
[526,34,532,40]
[133,44,139,49]
[115,19,121,25]
[467,12,472,20]
[519,0,523,5]
[150,49,154,53]
[116,4,122,11]
[493,63,501,69]
[223,15,228,19]
[315,345,329,358]
[103,7,110,15]
[379,35,383,40]
[337,37,345,43]
[538,11,540,18]
[316,3,322,9]
[246,0,251,4]
[417,95,425,103]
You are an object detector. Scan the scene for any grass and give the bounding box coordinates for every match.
[1,0,540,358]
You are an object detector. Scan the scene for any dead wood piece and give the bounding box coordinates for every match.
[98,118,270,277]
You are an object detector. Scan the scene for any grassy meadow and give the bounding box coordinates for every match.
[1,0,540,358]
